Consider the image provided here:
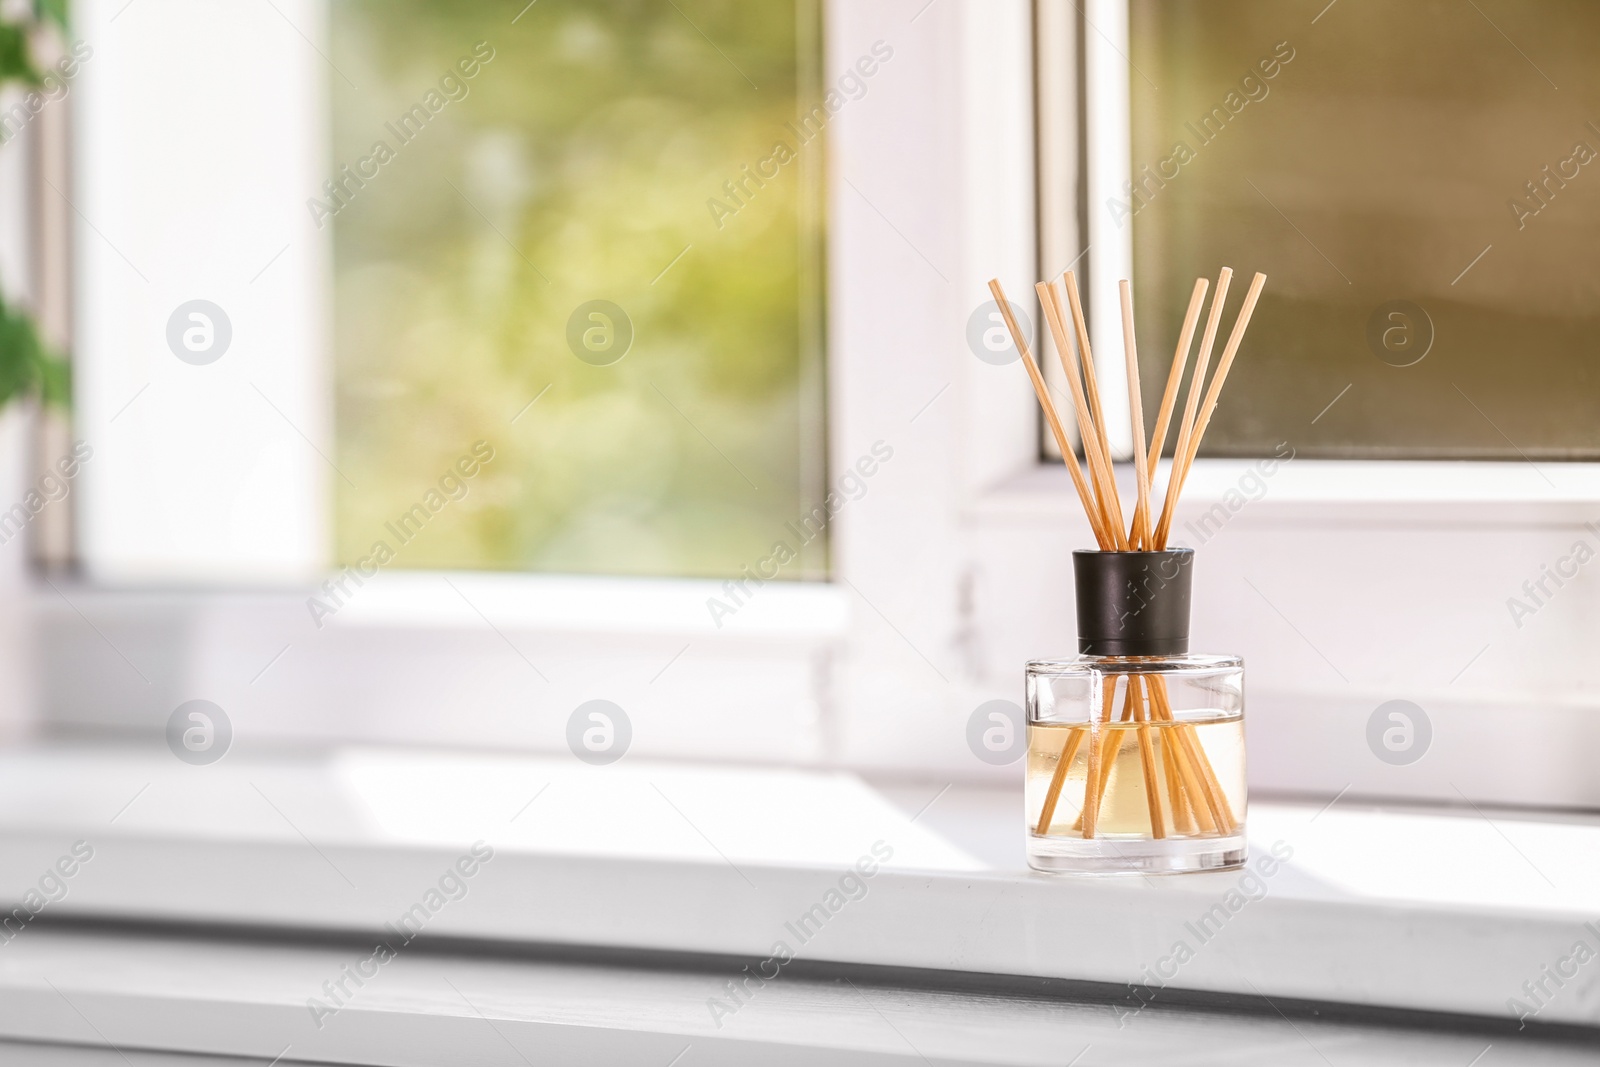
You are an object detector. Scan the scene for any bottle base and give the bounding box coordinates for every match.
[1027,831,1246,875]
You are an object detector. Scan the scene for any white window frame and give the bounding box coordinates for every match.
[29,0,1600,812]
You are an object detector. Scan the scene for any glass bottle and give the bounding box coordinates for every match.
[1025,549,1245,874]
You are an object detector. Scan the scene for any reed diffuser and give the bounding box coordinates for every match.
[988,267,1265,874]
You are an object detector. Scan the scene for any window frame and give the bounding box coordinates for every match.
[27,0,1600,812]
[41,0,856,767]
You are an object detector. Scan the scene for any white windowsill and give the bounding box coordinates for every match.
[318,572,851,639]
[1,743,1595,1037]
[39,572,852,641]
[978,459,1600,523]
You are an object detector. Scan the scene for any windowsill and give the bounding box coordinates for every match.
[3,744,1595,1032]
[977,458,1600,525]
[37,572,852,640]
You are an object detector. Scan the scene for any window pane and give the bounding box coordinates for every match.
[1128,0,1600,459]
[330,0,823,576]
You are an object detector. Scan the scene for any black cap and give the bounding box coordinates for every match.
[1072,549,1194,657]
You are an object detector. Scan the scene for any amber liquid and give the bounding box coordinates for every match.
[1026,715,1245,839]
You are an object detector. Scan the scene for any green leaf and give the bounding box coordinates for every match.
[33,0,70,33]
[0,308,40,411]
[36,351,70,409]
[0,22,44,87]
[0,289,70,411]
[0,6,73,411]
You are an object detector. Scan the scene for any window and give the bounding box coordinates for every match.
[329,0,826,578]
[55,0,842,765]
[1125,0,1600,461]
[68,0,823,585]
[34,0,1600,812]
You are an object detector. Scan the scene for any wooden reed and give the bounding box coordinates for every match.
[1118,281,1154,550]
[1157,271,1268,543]
[1129,676,1166,838]
[1036,281,1127,550]
[1153,267,1231,549]
[1146,279,1209,486]
[988,280,1113,549]
[1059,273,1132,545]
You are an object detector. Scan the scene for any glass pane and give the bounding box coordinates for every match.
[1128,0,1600,459]
[329,0,824,576]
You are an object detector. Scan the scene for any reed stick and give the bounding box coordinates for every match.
[1059,275,1115,467]
[1147,675,1230,832]
[1118,281,1154,549]
[1076,713,1123,836]
[1035,282,1127,549]
[1162,709,1196,836]
[1033,727,1087,835]
[1129,676,1166,838]
[988,280,1113,549]
[1146,278,1209,483]
[1032,679,1111,835]
[1158,271,1268,542]
[1153,268,1231,549]
[1057,274,1130,543]
[1079,676,1127,838]
[1076,671,1227,836]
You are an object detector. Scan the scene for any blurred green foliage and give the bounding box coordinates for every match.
[0,2,67,85]
[331,0,822,577]
[0,292,69,409]
[0,0,71,411]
